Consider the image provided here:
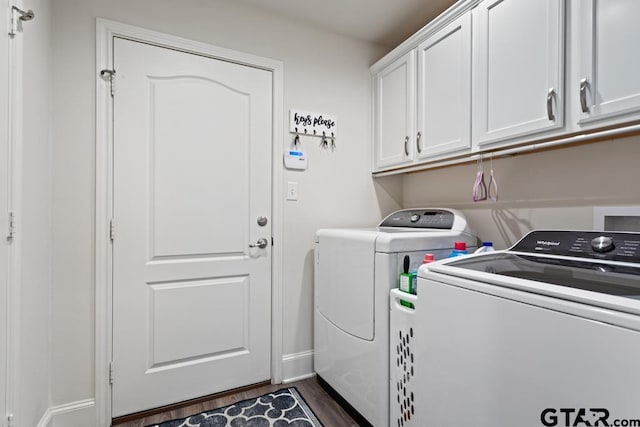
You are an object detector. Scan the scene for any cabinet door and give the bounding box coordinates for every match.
[577,0,640,125]
[416,12,472,160]
[373,51,416,171]
[473,0,564,147]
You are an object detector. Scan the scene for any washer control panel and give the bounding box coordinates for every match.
[379,209,455,229]
[512,230,640,263]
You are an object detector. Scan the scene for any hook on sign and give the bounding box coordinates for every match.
[292,128,301,147]
[319,132,329,150]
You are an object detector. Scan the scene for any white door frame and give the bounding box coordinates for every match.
[0,4,8,425]
[3,1,25,425]
[95,19,284,425]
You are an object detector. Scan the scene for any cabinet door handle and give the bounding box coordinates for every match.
[579,78,589,113]
[404,136,409,156]
[416,132,422,154]
[546,88,556,121]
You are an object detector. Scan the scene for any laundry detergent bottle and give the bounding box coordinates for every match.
[448,241,468,258]
[423,253,435,264]
[399,255,416,307]
[413,253,436,296]
[474,241,495,254]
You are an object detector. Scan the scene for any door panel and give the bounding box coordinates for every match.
[150,77,249,257]
[473,0,564,146]
[373,51,415,170]
[112,38,272,417]
[417,11,471,159]
[149,277,249,366]
[578,0,640,124]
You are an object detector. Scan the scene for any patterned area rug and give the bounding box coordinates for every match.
[147,387,323,427]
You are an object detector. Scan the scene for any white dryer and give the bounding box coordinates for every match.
[314,208,477,426]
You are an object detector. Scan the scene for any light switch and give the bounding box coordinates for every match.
[287,182,298,201]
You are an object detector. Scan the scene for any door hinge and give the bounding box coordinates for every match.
[109,218,115,242]
[7,211,16,240]
[109,362,114,385]
[100,69,116,97]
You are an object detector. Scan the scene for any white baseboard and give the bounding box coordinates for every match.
[34,354,313,426]
[281,350,315,383]
[37,399,95,427]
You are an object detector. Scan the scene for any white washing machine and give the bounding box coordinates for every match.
[393,230,640,427]
[314,208,477,426]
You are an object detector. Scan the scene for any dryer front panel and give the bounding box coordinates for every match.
[316,230,376,340]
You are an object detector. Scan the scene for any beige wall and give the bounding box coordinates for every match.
[17,0,53,424]
[51,0,399,407]
[403,135,640,248]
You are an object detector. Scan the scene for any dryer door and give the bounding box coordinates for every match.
[316,230,376,340]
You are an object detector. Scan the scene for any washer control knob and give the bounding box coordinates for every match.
[591,236,614,253]
[410,214,420,223]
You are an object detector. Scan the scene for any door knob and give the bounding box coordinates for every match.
[250,238,269,249]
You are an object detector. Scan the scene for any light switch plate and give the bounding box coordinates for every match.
[287,182,298,201]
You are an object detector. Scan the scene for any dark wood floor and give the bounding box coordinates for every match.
[113,376,360,426]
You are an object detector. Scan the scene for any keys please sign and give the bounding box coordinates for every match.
[289,109,337,137]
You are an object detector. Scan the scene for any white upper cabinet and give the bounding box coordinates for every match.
[370,0,640,175]
[472,0,565,148]
[575,0,640,127]
[416,12,472,160]
[373,51,416,171]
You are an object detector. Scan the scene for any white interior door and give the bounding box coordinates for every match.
[112,38,273,417]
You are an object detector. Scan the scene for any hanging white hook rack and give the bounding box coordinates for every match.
[289,109,337,140]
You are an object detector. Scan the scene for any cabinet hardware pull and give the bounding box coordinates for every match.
[416,132,422,154]
[579,78,589,113]
[404,136,409,156]
[546,88,556,121]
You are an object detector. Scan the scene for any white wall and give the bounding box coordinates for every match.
[16,0,53,425]
[51,0,400,409]
[403,135,640,247]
